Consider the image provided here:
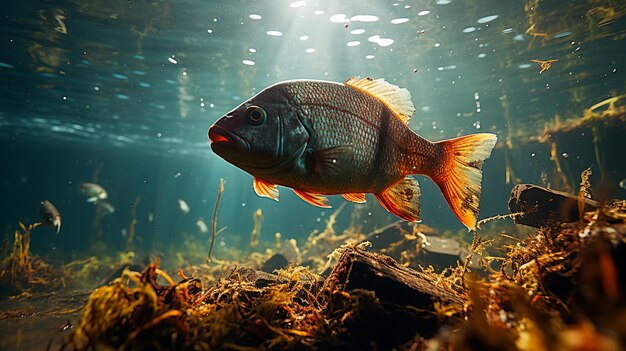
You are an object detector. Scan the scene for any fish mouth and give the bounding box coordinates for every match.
[208,125,250,153]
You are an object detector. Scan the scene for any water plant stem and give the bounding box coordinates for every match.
[207,178,224,267]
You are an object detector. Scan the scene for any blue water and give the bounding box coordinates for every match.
[1,0,625,259]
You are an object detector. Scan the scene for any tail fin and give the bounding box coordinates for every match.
[433,133,497,230]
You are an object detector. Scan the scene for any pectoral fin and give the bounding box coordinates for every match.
[253,177,279,201]
[374,176,421,222]
[293,189,331,208]
[342,193,366,203]
[305,145,352,176]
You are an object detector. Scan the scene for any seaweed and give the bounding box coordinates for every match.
[0,222,66,296]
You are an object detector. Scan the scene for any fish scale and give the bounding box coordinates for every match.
[285,81,409,192]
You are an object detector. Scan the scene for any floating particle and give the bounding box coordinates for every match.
[266,30,283,36]
[477,15,498,23]
[553,31,572,39]
[329,14,350,23]
[177,199,190,214]
[531,59,558,74]
[351,15,379,22]
[0,62,16,69]
[391,18,409,24]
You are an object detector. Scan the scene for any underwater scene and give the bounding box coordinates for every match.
[1,0,626,349]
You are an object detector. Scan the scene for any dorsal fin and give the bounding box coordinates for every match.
[344,77,415,124]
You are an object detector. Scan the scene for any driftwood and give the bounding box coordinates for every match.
[321,247,467,346]
[325,247,466,309]
[508,184,601,228]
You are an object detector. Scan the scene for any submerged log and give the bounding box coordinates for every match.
[323,247,466,346]
[508,184,601,228]
[326,247,465,308]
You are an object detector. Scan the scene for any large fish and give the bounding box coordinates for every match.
[208,77,497,230]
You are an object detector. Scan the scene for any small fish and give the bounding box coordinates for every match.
[177,199,190,214]
[208,77,497,230]
[196,218,208,233]
[80,182,108,203]
[39,200,61,234]
[99,201,115,215]
[620,178,626,190]
[148,212,154,222]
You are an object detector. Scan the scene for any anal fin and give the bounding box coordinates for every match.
[342,193,366,203]
[293,189,331,208]
[374,177,421,222]
[253,177,279,201]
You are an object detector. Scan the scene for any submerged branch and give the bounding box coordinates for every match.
[207,178,224,267]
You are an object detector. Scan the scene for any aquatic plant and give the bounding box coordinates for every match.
[0,222,64,296]
[207,178,224,266]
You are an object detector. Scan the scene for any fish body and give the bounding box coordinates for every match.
[39,200,61,233]
[80,182,108,203]
[99,201,116,216]
[196,219,208,233]
[177,199,190,214]
[209,77,497,230]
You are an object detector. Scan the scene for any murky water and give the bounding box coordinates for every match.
[0,0,625,349]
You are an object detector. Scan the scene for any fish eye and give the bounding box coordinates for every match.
[246,106,266,125]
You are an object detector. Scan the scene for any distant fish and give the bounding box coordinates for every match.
[99,201,116,216]
[196,218,208,233]
[620,178,626,190]
[39,200,61,234]
[80,182,108,203]
[177,199,190,214]
[209,77,497,230]
[148,212,154,222]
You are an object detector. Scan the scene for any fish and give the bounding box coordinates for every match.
[39,200,61,234]
[620,178,626,190]
[196,218,208,233]
[80,182,108,203]
[98,201,116,216]
[177,199,190,214]
[208,77,497,230]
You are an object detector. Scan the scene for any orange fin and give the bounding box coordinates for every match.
[374,177,421,222]
[433,133,497,230]
[293,189,331,208]
[253,177,279,201]
[344,77,415,124]
[342,193,366,203]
